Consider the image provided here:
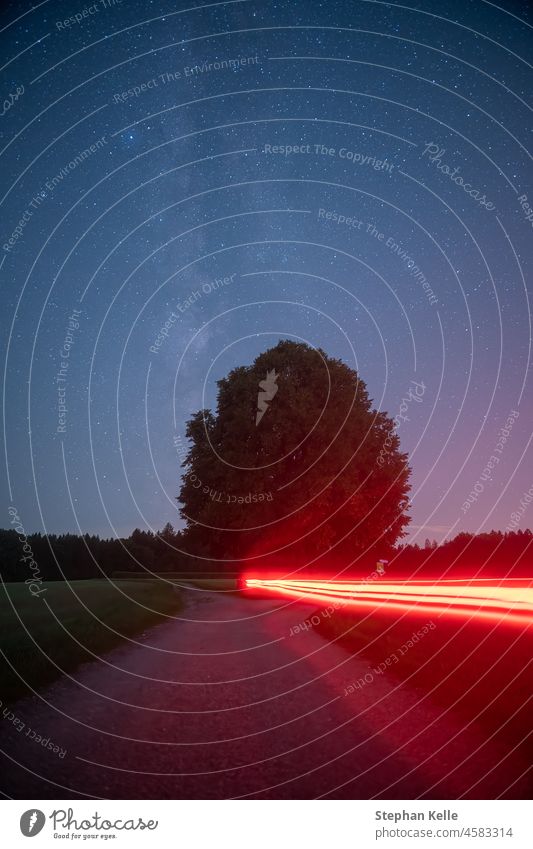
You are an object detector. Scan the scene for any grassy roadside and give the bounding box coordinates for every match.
[184,577,238,590]
[111,572,240,592]
[313,608,532,759]
[0,579,182,706]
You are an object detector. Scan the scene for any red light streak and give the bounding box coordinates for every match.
[243,578,533,625]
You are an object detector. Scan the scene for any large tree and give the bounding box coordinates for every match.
[178,340,411,570]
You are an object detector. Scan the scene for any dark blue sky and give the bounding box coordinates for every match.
[1,0,532,543]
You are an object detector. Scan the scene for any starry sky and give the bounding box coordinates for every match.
[1,0,532,545]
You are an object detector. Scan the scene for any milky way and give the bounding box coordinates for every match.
[1,0,532,545]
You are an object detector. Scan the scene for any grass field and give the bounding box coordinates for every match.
[183,577,238,590]
[0,580,182,706]
[112,572,240,591]
[314,608,532,762]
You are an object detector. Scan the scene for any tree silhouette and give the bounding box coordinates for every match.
[178,340,411,569]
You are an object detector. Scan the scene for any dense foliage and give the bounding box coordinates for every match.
[178,340,411,566]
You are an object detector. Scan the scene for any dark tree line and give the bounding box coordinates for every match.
[0,525,531,583]
[395,530,533,578]
[0,522,190,583]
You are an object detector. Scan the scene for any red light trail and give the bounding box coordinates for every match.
[244,578,533,625]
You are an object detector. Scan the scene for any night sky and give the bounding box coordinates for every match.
[1,0,532,545]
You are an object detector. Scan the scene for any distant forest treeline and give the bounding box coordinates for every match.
[0,523,192,582]
[0,523,532,581]
[395,530,533,577]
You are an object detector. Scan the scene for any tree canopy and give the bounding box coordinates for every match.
[178,340,411,569]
